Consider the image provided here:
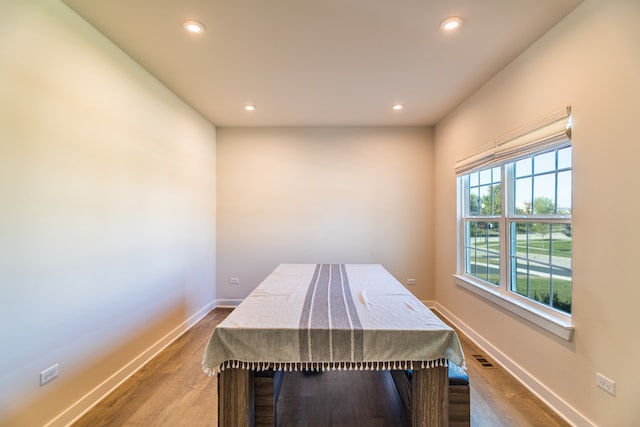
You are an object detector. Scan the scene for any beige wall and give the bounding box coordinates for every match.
[434,0,640,425]
[0,1,216,425]
[216,126,435,301]
[4,0,638,425]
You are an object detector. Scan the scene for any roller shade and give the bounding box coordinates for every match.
[455,106,572,175]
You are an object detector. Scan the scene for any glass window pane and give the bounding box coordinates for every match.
[465,220,500,286]
[466,166,501,217]
[528,261,552,304]
[557,170,572,214]
[515,157,532,178]
[533,174,556,214]
[529,224,552,261]
[557,146,572,170]
[512,222,528,258]
[468,187,480,215]
[509,221,572,314]
[551,223,572,269]
[534,151,556,174]
[514,177,532,214]
[492,184,501,215]
[487,253,500,285]
[480,168,492,185]
[478,184,501,215]
[513,258,529,296]
[492,166,501,182]
[530,223,550,250]
[469,171,479,187]
[552,276,572,314]
[468,250,477,275]
[479,185,491,215]
[487,221,500,243]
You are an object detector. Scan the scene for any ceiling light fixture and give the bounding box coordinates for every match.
[440,17,462,32]
[244,104,256,112]
[183,20,205,34]
[392,104,404,111]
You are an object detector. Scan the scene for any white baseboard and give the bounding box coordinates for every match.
[433,302,594,427]
[215,299,242,308]
[421,299,436,309]
[46,300,217,427]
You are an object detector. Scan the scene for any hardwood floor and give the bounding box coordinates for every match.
[73,308,570,427]
[441,321,569,427]
[277,370,409,426]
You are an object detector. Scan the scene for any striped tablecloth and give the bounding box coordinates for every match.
[202,264,465,375]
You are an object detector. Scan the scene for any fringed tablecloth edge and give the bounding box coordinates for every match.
[202,358,463,377]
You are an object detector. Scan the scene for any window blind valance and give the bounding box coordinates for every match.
[455,106,572,175]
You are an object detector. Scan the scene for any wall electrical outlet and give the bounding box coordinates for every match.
[40,364,59,386]
[407,278,416,285]
[596,372,615,396]
[229,277,240,285]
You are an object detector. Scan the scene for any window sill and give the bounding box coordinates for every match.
[453,274,574,342]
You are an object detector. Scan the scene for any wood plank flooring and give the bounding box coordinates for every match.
[73,307,570,427]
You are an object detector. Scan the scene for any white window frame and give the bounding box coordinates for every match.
[454,108,574,341]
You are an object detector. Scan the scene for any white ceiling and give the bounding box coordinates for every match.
[60,0,582,127]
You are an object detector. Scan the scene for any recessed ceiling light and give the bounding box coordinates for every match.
[244,104,256,112]
[183,20,205,34]
[392,104,404,111]
[440,17,462,32]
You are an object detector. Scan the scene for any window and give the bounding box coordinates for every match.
[455,108,574,340]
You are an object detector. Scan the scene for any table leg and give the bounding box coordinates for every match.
[411,365,448,427]
[218,368,254,427]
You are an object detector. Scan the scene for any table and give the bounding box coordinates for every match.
[203,264,465,426]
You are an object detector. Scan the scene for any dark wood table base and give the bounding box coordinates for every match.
[218,365,448,427]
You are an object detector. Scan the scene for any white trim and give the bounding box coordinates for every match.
[45,301,217,427]
[454,274,574,341]
[215,298,243,308]
[433,302,595,427]
[421,299,437,309]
